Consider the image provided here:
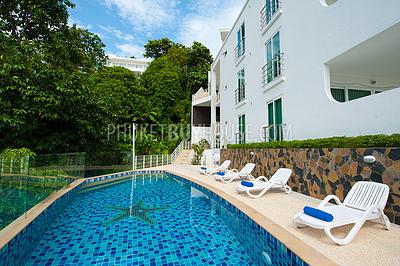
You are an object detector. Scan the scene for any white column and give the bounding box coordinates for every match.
[210,70,217,149]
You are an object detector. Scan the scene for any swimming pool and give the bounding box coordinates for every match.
[2,172,307,265]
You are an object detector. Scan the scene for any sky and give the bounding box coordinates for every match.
[68,0,245,58]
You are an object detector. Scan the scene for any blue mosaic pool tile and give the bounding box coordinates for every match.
[0,170,308,265]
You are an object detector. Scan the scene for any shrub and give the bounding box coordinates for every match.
[226,134,400,149]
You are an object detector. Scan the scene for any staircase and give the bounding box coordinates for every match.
[173,149,193,164]
[171,141,193,164]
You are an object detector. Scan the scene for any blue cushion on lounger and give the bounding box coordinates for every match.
[216,172,225,176]
[241,181,254,187]
[303,206,333,222]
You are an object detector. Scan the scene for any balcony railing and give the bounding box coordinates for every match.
[215,122,221,135]
[234,37,246,62]
[216,91,221,103]
[262,123,287,142]
[235,132,246,144]
[260,0,281,31]
[235,85,246,104]
[262,53,284,86]
[192,87,210,101]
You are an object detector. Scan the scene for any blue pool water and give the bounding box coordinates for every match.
[24,173,305,265]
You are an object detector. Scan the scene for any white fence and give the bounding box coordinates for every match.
[134,154,172,169]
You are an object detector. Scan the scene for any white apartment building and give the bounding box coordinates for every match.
[191,0,400,148]
[106,56,151,74]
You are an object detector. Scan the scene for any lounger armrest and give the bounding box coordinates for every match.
[227,169,239,173]
[254,176,269,182]
[318,195,343,207]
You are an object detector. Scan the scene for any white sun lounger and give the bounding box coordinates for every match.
[200,160,232,175]
[235,168,292,198]
[214,163,255,183]
[293,181,391,245]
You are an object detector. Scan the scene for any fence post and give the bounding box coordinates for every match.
[150,155,152,168]
[10,158,13,173]
[156,155,159,167]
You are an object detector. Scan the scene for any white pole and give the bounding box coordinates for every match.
[132,123,136,170]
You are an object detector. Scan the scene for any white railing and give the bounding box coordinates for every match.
[0,156,30,175]
[191,127,211,145]
[216,91,221,103]
[192,87,210,102]
[171,140,192,162]
[216,122,221,135]
[134,154,171,169]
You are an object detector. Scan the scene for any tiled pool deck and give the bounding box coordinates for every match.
[157,164,400,266]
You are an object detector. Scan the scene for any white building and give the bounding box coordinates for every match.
[106,56,151,74]
[191,0,400,148]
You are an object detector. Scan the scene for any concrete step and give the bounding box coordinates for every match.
[173,149,193,164]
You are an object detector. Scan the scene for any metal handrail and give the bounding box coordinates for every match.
[171,140,191,162]
[235,85,246,104]
[234,36,246,62]
[260,0,281,31]
[262,123,286,142]
[262,53,284,86]
[235,132,246,144]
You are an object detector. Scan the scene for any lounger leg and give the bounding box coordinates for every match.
[324,219,367,246]
[283,184,291,194]
[246,187,269,199]
[293,214,307,228]
[379,210,391,230]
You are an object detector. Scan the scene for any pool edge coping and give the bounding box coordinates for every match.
[162,168,338,266]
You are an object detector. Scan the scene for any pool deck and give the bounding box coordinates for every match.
[157,164,400,266]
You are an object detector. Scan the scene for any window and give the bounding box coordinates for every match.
[331,88,346,102]
[348,89,371,101]
[237,114,246,144]
[235,23,246,61]
[330,87,379,102]
[236,68,246,104]
[263,31,282,85]
[261,0,281,31]
[267,98,283,141]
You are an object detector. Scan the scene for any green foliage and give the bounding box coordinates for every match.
[227,134,400,149]
[191,139,210,165]
[30,168,68,177]
[0,1,213,157]
[144,37,175,59]
[0,148,36,159]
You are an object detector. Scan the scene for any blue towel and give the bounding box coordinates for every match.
[241,181,254,187]
[303,206,333,222]
[216,172,225,176]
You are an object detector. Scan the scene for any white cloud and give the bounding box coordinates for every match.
[177,0,244,57]
[99,25,134,41]
[68,17,93,30]
[116,43,144,57]
[102,0,179,31]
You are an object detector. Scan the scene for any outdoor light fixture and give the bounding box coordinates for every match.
[320,0,338,7]
[363,155,376,164]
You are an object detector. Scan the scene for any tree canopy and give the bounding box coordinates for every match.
[0,2,213,156]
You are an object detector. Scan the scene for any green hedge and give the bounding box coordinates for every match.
[226,134,400,149]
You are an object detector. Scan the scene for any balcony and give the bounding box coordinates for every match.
[234,37,246,63]
[192,87,210,102]
[260,0,282,33]
[262,53,284,87]
[262,123,291,142]
[235,85,246,105]
[235,132,246,144]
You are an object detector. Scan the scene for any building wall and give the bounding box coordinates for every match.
[214,0,400,146]
[220,147,400,224]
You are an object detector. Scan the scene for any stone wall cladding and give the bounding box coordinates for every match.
[221,147,400,224]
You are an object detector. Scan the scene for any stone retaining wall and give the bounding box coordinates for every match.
[221,147,400,224]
